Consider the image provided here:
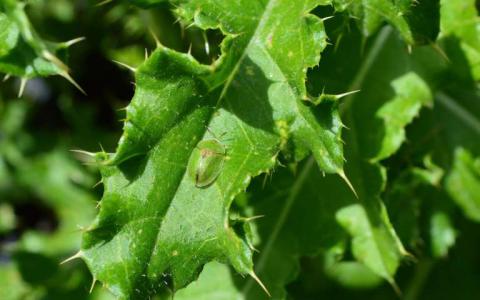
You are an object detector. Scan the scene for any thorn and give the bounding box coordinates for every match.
[249,243,260,253]
[202,31,210,56]
[99,143,106,154]
[149,28,162,48]
[70,149,96,157]
[92,179,103,189]
[173,17,181,25]
[18,78,27,98]
[407,44,412,54]
[89,278,97,293]
[3,74,11,82]
[262,171,270,188]
[244,215,265,222]
[188,43,193,56]
[112,60,137,73]
[63,36,86,48]
[249,271,270,297]
[310,90,360,105]
[145,48,149,61]
[42,50,69,72]
[96,0,113,6]
[60,251,83,265]
[338,169,358,199]
[389,279,402,297]
[335,90,361,100]
[430,42,450,63]
[321,15,335,22]
[70,149,97,164]
[60,72,87,95]
[403,251,418,263]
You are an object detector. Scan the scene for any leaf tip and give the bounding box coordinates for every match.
[60,71,87,95]
[321,15,335,23]
[43,50,69,72]
[249,271,271,297]
[62,36,86,48]
[389,279,402,297]
[60,251,83,265]
[336,89,361,100]
[338,169,358,199]
[149,28,164,49]
[430,41,450,63]
[70,149,96,157]
[112,60,137,73]
[244,215,265,222]
[89,277,97,293]
[18,78,28,98]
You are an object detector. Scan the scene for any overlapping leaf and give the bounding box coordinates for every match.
[321,27,435,287]
[334,0,440,44]
[439,0,480,81]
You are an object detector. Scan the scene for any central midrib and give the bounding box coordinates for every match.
[216,0,278,105]
[142,0,279,293]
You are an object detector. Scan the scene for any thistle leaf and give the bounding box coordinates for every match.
[81,1,347,298]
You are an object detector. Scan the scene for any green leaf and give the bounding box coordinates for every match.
[384,156,448,253]
[430,211,456,258]
[173,262,242,300]
[445,148,480,222]
[334,0,440,44]
[321,27,420,287]
[440,0,480,80]
[372,72,432,161]
[324,260,383,289]
[238,159,351,298]
[0,0,79,84]
[81,1,346,298]
[335,202,404,286]
[182,21,438,298]
[0,12,19,56]
[174,158,353,299]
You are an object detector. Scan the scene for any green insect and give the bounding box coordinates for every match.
[189,137,226,188]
